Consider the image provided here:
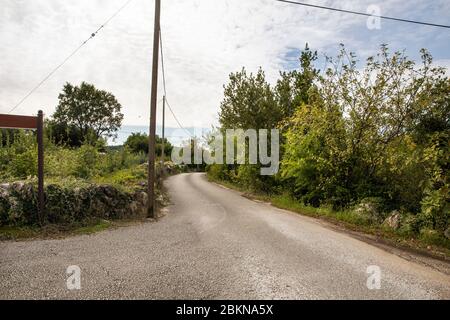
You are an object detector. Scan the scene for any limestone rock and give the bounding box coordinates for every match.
[383,210,401,230]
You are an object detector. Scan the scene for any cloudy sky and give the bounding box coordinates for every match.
[1,0,449,131]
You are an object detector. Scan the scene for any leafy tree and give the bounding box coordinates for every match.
[275,43,319,120]
[124,133,148,154]
[219,68,281,130]
[45,120,84,147]
[52,82,124,143]
[217,48,320,192]
[124,132,173,157]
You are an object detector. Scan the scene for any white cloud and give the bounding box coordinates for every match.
[1,0,449,130]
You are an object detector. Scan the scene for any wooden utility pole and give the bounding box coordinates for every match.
[148,0,161,218]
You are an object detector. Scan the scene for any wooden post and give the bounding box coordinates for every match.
[148,0,161,219]
[37,110,44,225]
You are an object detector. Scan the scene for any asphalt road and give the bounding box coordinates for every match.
[1,173,449,299]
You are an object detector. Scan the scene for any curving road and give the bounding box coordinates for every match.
[1,173,449,299]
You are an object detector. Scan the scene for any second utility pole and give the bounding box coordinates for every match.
[148,0,161,219]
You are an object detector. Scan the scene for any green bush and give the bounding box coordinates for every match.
[206,164,232,181]
[9,150,38,178]
[45,147,79,177]
[0,131,38,179]
[75,145,99,179]
[99,147,147,174]
[419,228,450,247]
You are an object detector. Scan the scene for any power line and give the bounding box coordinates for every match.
[275,0,450,29]
[159,29,193,138]
[165,97,194,138]
[159,30,167,96]
[8,0,133,114]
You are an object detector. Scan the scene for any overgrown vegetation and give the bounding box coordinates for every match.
[0,129,153,228]
[207,44,450,250]
[0,82,172,235]
[0,129,147,182]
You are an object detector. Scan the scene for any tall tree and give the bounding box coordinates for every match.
[219,68,281,130]
[275,43,319,120]
[53,82,124,142]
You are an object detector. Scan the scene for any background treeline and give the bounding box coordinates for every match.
[208,44,449,246]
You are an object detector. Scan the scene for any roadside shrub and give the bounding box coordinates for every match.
[45,147,78,177]
[75,145,99,179]
[397,214,420,237]
[0,131,38,179]
[9,150,38,178]
[0,187,10,224]
[99,147,146,174]
[236,164,262,191]
[206,164,232,182]
[419,228,450,247]
[418,189,449,232]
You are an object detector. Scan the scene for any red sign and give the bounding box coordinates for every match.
[0,114,39,129]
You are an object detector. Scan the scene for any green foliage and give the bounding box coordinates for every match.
[0,129,16,146]
[75,145,100,179]
[124,132,173,157]
[125,133,149,154]
[417,132,449,232]
[99,147,147,174]
[45,120,84,148]
[211,43,450,246]
[214,45,321,193]
[219,67,281,130]
[206,164,231,182]
[52,82,124,143]
[275,43,319,119]
[0,131,38,179]
[282,45,448,211]
[0,131,147,182]
[95,164,147,187]
[235,164,262,191]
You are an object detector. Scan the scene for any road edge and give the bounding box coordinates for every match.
[208,177,450,276]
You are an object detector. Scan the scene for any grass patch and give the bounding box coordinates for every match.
[0,219,113,241]
[94,165,147,191]
[0,226,40,240]
[72,219,112,235]
[270,194,374,228]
